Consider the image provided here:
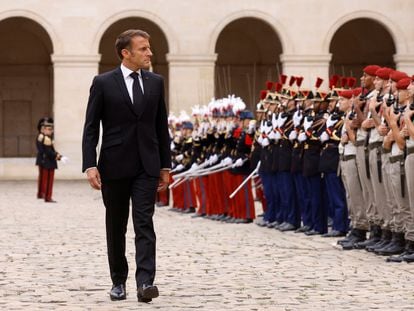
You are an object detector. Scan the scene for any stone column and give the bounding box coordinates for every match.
[280,54,332,89]
[394,54,414,75]
[166,54,217,114]
[51,54,101,179]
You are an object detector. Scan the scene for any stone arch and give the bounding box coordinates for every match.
[213,16,284,109]
[208,10,292,55]
[0,9,60,53]
[91,9,178,55]
[0,16,54,157]
[323,10,406,55]
[328,17,396,77]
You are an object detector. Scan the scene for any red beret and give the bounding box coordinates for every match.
[363,65,381,76]
[339,90,353,99]
[396,78,412,90]
[352,87,362,97]
[390,70,409,82]
[375,67,394,80]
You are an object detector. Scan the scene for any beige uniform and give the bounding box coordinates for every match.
[355,129,374,226]
[403,137,414,241]
[340,127,369,230]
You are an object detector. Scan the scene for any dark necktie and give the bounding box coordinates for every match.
[130,72,144,105]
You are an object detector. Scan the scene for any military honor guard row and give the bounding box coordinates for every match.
[164,66,414,264]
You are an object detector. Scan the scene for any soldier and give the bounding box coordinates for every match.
[36,118,62,203]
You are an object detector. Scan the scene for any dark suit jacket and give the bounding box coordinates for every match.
[82,67,171,180]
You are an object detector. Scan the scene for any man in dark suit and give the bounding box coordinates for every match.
[82,29,171,303]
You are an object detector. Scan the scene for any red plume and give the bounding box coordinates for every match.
[266,81,273,91]
[275,82,283,93]
[315,77,323,89]
[331,75,340,87]
[347,77,356,88]
[288,76,296,87]
[279,74,287,85]
[260,90,267,100]
[341,77,348,88]
[329,79,335,90]
[295,76,303,87]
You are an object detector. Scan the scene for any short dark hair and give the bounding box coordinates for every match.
[115,29,150,60]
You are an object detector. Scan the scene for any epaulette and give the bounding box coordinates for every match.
[43,135,53,146]
[37,133,44,142]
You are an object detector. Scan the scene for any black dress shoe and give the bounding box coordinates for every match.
[295,225,310,233]
[304,229,321,236]
[110,284,126,301]
[183,207,196,214]
[137,284,159,303]
[279,223,297,232]
[235,218,253,224]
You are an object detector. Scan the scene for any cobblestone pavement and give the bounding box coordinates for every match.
[1,180,414,310]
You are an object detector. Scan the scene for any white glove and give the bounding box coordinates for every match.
[222,157,233,166]
[170,141,176,151]
[272,113,278,128]
[268,130,277,141]
[277,114,288,128]
[190,163,198,171]
[298,132,307,142]
[175,164,184,172]
[232,158,244,168]
[320,131,329,142]
[289,131,297,141]
[261,137,270,147]
[60,156,69,164]
[326,115,338,128]
[257,134,263,145]
[304,116,313,131]
[275,131,282,140]
[247,120,256,134]
[175,154,184,162]
[293,110,303,127]
[209,154,218,165]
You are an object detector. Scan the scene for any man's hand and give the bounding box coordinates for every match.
[86,167,102,190]
[158,170,169,192]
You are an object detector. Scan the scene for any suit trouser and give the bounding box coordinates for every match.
[101,171,158,287]
[404,154,414,241]
[355,145,375,225]
[389,160,410,234]
[381,153,395,230]
[340,158,369,230]
[368,147,385,226]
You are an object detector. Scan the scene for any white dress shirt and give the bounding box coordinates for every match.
[120,63,144,103]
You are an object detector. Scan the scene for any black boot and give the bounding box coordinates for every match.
[354,225,382,249]
[337,228,360,245]
[342,229,367,250]
[402,241,414,262]
[387,240,414,263]
[366,229,392,252]
[375,232,405,256]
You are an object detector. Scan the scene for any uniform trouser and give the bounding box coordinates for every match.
[368,147,385,226]
[39,167,55,201]
[381,153,395,230]
[293,172,311,227]
[260,172,277,222]
[270,172,282,223]
[278,171,300,227]
[389,160,410,234]
[232,174,255,220]
[304,174,327,233]
[405,154,414,241]
[183,179,197,210]
[356,146,375,225]
[323,172,349,233]
[194,176,209,215]
[340,158,369,230]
